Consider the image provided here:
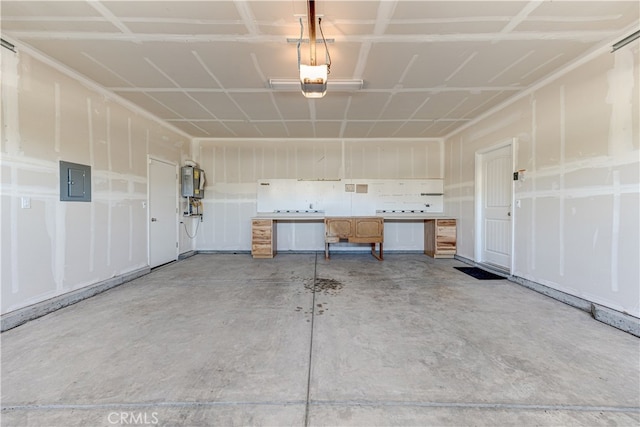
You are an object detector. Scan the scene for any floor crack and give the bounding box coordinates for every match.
[304,252,318,427]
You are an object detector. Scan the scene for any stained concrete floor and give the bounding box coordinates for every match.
[1,253,639,426]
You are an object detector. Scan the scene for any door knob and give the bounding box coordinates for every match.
[151,217,157,222]
[507,212,511,217]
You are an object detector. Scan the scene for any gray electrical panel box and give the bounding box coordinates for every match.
[60,161,91,202]
[181,166,205,198]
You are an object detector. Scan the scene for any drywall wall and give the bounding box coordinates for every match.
[1,48,191,315]
[192,138,443,251]
[445,42,639,317]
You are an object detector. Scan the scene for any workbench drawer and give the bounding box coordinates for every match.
[252,226,272,242]
[251,243,275,258]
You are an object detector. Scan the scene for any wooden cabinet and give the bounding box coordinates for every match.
[424,218,456,258]
[352,217,384,243]
[325,217,384,260]
[324,217,353,242]
[251,219,276,258]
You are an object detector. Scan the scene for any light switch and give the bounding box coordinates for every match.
[21,197,31,209]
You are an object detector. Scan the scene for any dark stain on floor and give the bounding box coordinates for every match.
[297,278,344,315]
[305,277,344,295]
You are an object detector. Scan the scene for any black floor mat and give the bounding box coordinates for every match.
[454,266,505,280]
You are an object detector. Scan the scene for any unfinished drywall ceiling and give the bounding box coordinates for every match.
[2,1,638,138]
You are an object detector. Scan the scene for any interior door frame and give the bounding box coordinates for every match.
[474,138,516,273]
[147,155,179,267]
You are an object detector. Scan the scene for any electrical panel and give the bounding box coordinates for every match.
[181,166,205,199]
[60,161,91,202]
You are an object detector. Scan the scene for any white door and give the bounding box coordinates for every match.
[148,158,178,268]
[478,144,512,270]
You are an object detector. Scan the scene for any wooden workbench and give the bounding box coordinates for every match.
[250,213,456,260]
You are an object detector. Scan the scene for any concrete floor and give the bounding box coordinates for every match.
[1,253,639,426]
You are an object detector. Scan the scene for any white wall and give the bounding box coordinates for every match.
[1,48,192,315]
[444,43,639,317]
[192,138,443,252]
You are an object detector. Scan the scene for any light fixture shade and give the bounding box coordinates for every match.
[300,64,328,98]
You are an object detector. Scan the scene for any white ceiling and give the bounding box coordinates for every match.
[2,1,638,139]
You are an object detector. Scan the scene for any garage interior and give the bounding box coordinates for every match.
[1,1,639,426]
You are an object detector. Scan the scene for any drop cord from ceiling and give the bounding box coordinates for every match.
[297,10,330,74]
[297,17,303,72]
[318,17,331,74]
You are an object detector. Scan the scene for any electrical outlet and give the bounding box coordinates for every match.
[21,197,31,209]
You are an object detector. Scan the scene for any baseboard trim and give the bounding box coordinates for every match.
[196,250,252,254]
[591,304,640,337]
[1,266,150,332]
[178,250,197,260]
[454,255,638,337]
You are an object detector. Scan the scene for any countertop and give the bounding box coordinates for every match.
[253,211,326,220]
[253,211,455,220]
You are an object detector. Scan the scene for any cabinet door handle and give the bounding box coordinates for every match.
[151,217,158,222]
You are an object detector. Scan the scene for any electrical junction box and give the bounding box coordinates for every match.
[181,166,205,198]
[60,161,91,202]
